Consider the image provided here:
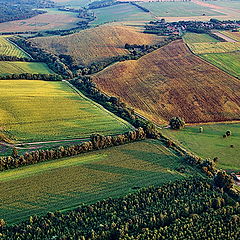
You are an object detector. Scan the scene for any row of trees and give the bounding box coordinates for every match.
[0,178,238,239]
[72,36,180,76]
[130,2,150,12]
[0,128,146,171]
[0,73,62,81]
[70,77,159,138]
[0,55,32,62]
[9,37,73,78]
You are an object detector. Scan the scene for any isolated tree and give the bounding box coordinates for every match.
[226,130,231,136]
[169,117,185,130]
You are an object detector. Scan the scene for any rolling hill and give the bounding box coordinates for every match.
[30,25,164,66]
[93,40,240,124]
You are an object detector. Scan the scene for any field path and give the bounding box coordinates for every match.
[211,32,237,43]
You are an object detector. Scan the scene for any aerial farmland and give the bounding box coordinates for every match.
[0,0,239,239]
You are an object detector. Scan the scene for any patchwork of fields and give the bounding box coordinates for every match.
[91,3,154,26]
[30,25,163,65]
[201,52,240,79]
[0,36,30,58]
[0,61,54,76]
[0,80,132,142]
[184,31,240,78]
[138,2,225,17]
[93,40,240,124]
[0,139,198,224]
[161,123,240,171]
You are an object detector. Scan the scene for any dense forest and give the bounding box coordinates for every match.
[0,0,54,23]
[0,178,239,239]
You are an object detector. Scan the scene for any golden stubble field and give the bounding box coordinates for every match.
[30,25,164,65]
[93,40,240,124]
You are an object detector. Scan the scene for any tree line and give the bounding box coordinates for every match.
[0,55,33,62]
[9,37,73,78]
[130,2,150,12]
[62,35,180,77]
[70,77,159,139]
[0,128,146,171]
[0,73,62,81]
[0,178,239,239]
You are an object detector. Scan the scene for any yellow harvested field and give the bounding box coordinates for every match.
[220,31,240,42]
[93,40,240,124]
[30,25,164,65]
[187,42,240,54]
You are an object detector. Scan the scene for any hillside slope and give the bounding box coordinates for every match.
[30,25,163,65]
[93,40,240,124]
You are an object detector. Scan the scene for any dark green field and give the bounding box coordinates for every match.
[0,139,199,224]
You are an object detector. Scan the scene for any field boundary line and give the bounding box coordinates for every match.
[7,38,33,60]
[184,41,240,80]
[63,80,135,130]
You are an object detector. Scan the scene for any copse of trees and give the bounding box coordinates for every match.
[0,128,145,171]
[169,116,185,129]
[0,178,239,239]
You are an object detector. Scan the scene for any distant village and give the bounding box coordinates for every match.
[144,19,240,36]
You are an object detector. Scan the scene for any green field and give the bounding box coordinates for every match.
[0,139,199,224]
[0,36,30,58]
[138,2,225,17]
[183,32,219,44]
[0,61,54,76]
[91,3,154,26]
[161,124,240,171]
[200,52,240,78]
[0,80,132,142]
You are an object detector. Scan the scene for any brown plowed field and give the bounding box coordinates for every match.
[30,25,164,65]
[93,40,240,124]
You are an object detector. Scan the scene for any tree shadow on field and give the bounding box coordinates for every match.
[83,148,184,177]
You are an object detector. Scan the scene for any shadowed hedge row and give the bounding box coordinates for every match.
[0,128,145,171]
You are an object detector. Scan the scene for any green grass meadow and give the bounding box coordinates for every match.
[138,2,225,17]
[91,3,154,26]
[200,52,240,78]
[0,36,30,58]
[0,61,54,76]
[0,139,199,224]
[161,124,240,171]
[183,32,219,44]
[0,80,132,142]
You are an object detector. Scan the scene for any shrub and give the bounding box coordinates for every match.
[169,117,185,130]
[226,130,231,136]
